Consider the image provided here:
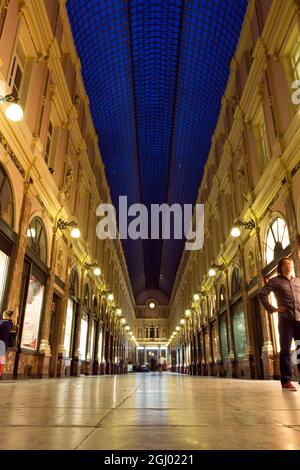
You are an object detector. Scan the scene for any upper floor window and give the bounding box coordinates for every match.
[256,110,270,172]
[69,266,79,299]
[44,120,54,167]
[26,217,47,265]
[265,217,290,265]
[0,0,9,39]
[291,36,300,81]
[9,43,25,100]
[0,163,14,228]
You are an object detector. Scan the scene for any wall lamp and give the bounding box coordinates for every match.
[231,219,255,238]
[200,288,207,298]
[57,218,81,239]
[0,94,23,122]
[116,308,122,316]
[83,262,101,276]
[209,263,225,277]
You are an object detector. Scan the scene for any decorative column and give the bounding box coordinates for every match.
[253,217,275,379]
[6,182,32,314]
[224,267,236,378]
[6,182,32,378]
[239,244,255,379]
[71,267,85,376]
[38,225,59,377]
[56,256,71,377]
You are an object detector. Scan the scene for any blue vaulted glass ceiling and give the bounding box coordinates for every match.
[67,0,248,299]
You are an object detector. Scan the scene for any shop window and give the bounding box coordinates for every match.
[19,215,47,351]
[266,217,290,265]
[79,284,90,360]
[0,164,14,227]
[20,274,44,350]
[64,298,74,357]
[97,327,103,362]
[232,301,247,358]
[0,249,9,313]
[89,320,95,360]
[211,323,219,363]
[79,314,88,360]
[219,313,228,361]
[204,330,211,363]
[26,217,47,264]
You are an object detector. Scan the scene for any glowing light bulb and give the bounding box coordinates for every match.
[5,103,23,122]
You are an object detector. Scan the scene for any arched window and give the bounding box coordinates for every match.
[26,217,47,264]
[69,267,79,299]
[210,290,217,317]
[0,164,14,227]
[93,296,98,311]
[231,267,241,296]
[219,284,226,308]
[83,284,90,310]
[266,217,290,265]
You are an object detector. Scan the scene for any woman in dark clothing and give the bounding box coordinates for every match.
[0,310,14,377]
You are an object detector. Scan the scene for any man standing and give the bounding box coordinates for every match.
[258,257,300,391]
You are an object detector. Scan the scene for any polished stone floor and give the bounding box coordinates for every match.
[2,373,300,449]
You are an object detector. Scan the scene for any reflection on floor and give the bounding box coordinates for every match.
[1,373,300,450]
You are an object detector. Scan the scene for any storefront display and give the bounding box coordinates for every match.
[211,323,219,362]
[219,313,228,361]
[98,327,103,363]
[79,314,88,360]
[0,249,9,313]
[64,298,75,357]
[89,320,95,360]
[232,301,247,358]
[204,330,211,363]
[21,275,44,350]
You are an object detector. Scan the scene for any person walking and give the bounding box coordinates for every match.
[158,355,165,374]
[258,257,300,391]
[0,310,14,378]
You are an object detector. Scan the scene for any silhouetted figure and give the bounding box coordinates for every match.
[150,356,157,373]
[0,310,14,378]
